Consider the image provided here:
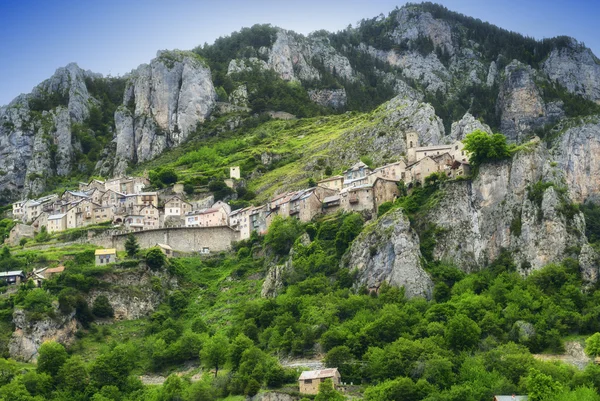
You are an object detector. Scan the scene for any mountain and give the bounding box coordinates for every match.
[1,3,600,204]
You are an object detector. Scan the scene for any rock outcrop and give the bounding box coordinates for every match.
[552,117,600,203]
[110,51,216,175]
[496,61,564,142]
[86,268,169,320]
[343,209,434,299]
[425,140,594,278]
[308,89,347,109]
[0,63,99,199]
[449,112,492,141]
[542,39,600,104]
[9,308,78,362]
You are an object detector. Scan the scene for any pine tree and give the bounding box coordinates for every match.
[124,234,140,258]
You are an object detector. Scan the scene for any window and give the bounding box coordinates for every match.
[304,379,312,384]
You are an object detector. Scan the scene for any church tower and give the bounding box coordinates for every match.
[406,132,419,163]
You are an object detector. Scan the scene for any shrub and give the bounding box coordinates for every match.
[92,296,114,318]
[146,247,167,270]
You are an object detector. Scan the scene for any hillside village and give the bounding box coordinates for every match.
[6,133,469,249]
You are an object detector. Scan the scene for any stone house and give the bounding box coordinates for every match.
[339,185,376,214]
[31,212,49,232]
[450,160,471,178]
[372,178,401,209]
[343,161,372,188]
[493,396,528,401]
[229,206,253,240]
[322,194,342,213]
[266,192,294,227]
[250,205,268,235]
[66,205,79,230]
[93,204,114,225]
[0,271,26,285]
[61,190,91,204]
[23,199,42,223]
[79,178,105,192]
[198,206,229,227]
[370,161,406,183]
[212,201,232,215]
[140,204,161,230]
[101,189,125,209]
[12,200,26,220]
[124,214,144,232]
[86,187,105,204]
[406,156,439,185]
[47,213,67,233]
[7,224,35,246]
[72,199,96,227]
[157,243,175,258]
[95,249,117,265]
[298,368,341,395]
[317,175,344,191]
[164,195,192,217]
[289,188,324,222]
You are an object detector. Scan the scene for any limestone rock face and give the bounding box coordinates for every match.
[450,112,492,141]
[425,142,592,276]
[9,308,78,362]
[392,7,455,56]
[343,209,434,299]
[308,89,347,109]
[112,51,216,175]
[85,269,168,321]
[542,39,600,103]
[552,117,600,203]
[229,84,249,107]
[497,61,564,142]
[0,63,98,199]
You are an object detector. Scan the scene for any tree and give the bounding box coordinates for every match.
[315,378,345,401]
[446,314,481,351]
[230,334,254,371]
[57,355,88,393]
[462,130,511,167]
[201,334,230,377]
[525,368,563,401]
[92,295,114,318]
[124,234,140,258]
[585,333,600,358]
[37,341,68,378]
[264,217,302,256]
[146,247,167,270]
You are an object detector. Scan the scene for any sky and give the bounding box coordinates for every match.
[1,0,599,106]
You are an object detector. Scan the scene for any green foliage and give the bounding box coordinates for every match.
[37,341,68,378]
[124,234,140,258]
[526,368,564,401]
[149,167,179,188]
[92,295,114,318]
[585,333,600,358]
[463,130,511,167]
[264,217,302,256]
[201,333,230,377]
[582,202,600,244]
[315,378,345,401]
[446,314,481,351]
[146,247,167,270]
[0,219,16,243]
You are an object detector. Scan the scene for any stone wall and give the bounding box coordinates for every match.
[110,226,239,253]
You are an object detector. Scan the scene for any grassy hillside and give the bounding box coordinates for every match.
[1,183,600,400]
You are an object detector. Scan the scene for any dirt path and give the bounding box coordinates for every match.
[533,341,592,370]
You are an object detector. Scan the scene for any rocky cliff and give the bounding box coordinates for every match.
[0,63,99,200]
[108,51,217,176]
[343,209,434,299]
[9,308,78,362]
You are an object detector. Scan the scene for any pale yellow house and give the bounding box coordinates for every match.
[298,368,341,395]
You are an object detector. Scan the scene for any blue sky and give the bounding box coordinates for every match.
[1,0,598,106]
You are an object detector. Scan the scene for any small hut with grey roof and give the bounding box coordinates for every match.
[298,368,341,394]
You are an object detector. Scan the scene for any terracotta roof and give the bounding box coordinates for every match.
[299,368,339,381]
[45,266,65,274]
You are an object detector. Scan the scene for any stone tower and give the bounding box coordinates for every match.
[406,132,419,163]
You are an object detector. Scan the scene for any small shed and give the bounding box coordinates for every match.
[0,271,26,285]
[494,396,528,401]
[157,243,175,258]
[298,368,341,395]
[95,249,117,265]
